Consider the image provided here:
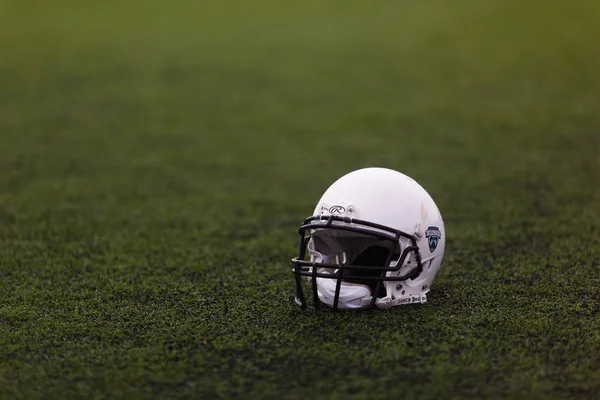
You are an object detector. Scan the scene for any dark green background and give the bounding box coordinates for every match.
[1,0,599,398]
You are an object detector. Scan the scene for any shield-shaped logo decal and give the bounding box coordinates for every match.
[425,226,441,253]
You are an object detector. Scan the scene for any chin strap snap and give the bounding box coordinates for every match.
[376,297,393,310]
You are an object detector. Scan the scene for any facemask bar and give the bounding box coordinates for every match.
[291,215,423,311]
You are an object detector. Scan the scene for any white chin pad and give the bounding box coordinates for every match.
[316,277,372,309]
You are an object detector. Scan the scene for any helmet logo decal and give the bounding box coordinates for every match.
[317,203,359,218]
[328,205,346,214]
[425,226,441,253]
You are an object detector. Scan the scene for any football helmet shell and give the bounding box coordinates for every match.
[291,167,445,311]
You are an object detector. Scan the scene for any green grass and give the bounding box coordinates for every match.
[1,0,599,398]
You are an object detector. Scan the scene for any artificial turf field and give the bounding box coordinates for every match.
[1,0,600,398]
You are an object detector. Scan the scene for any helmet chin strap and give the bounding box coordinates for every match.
[316,277,428,310]
[316,277,373,310]
[376,293,428,309]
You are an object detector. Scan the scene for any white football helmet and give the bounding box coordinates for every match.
[291,167,445,311]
